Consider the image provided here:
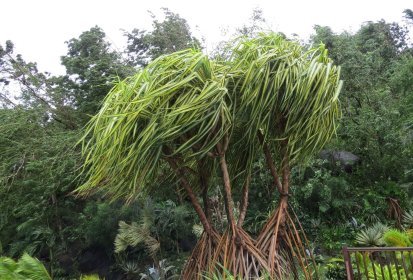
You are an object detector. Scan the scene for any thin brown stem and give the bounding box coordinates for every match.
[198,160,211,220]
[257,131,283,194]
[237,173,251,227]
[164,154,213,236]
[216,142,237,233]
[280,138,290,194]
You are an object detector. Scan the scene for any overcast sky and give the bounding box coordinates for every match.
[0,0,410,74]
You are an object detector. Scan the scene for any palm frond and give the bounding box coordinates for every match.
[114,221,149,253]
[18,253,52,280]
[0,254,51,280]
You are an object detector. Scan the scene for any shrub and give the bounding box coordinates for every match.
[383,229,412,247]
[355,223,388,246]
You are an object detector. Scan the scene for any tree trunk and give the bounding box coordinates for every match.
[237,173,250,227]
[198,160,211,220]
[216,142,236,231]
[258,131,283,193]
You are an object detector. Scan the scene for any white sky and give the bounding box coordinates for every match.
[0,0,411,74]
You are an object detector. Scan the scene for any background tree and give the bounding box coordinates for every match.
[124,9,201,68]
[0,42,78,129]
[296,18,413,252]
[60,26,132,118]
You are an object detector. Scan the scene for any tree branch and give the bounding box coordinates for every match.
[257,131,283,194]
[198,160,211,220]
[216,141,237,233]
[163,147,213,236]
[280,139,290,194]
[237,172,251,227]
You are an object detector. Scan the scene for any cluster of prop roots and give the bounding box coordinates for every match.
[182,200,318,279]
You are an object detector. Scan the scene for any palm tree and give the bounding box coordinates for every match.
[77,33,342,279]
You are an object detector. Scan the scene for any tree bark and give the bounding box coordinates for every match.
[280,139,290,194]
[237,173,251,227]
[198,160,211,220]
[216,142,237,231]
[257,131,283,193]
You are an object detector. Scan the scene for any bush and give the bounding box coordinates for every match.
[383,229,412,247]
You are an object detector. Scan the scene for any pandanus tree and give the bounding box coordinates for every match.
[229,35,342,278]
[77,33,342,279]
[78,49,269,277]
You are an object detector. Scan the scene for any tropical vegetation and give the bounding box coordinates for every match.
[0,7,412,280]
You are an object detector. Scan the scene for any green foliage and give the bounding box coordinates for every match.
[114,198,194,256]
[383,229,412,247]
[147,8,201,59]
[0,253,52,280]
[0,108,82,259]
[403,209,413,229]
[316,225,353,254]
[324,258,346,280]
[355,223,388,247]
[80,275,103,280]
[115,221,160,256]
[406,229,413,242]
[303,21,413,254]
[355,252,412,280]
[61,26,132,116]
[125,9,201,67]
[77,201,138,251]
[1,12,203,278]
[311,20,412,184]
[292,160,352,220]
[79,32,342,204]
[229,34,341,167]
[78,32,342,279]
[368,264,409,280]
[78,48,231,200]
[1,9,413,279]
